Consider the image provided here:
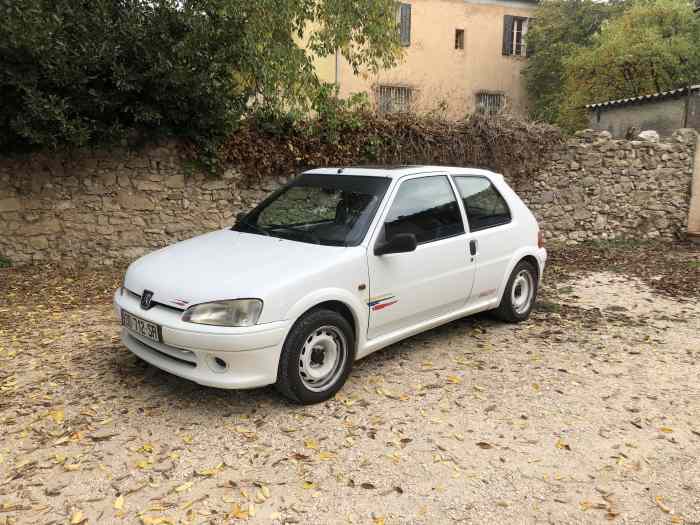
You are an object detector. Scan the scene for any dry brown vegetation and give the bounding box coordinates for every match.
[220,113,563,183]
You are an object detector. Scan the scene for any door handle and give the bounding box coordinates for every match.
[469,239,478,256]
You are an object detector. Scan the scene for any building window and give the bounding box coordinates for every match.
[379,85,413,113]
[476,92,505,115]
[399,3,411,47]
[455,29,465,50]
[502,15,530,57]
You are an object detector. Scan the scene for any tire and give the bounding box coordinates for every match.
[494,260,538,323]
[275,308,355,404]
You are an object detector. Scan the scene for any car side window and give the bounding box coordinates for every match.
[384,176,464,244]
[454,177,511,231]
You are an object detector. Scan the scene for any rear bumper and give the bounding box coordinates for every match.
[114,290,289,389]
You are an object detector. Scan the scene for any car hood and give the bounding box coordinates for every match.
[124,229,349,309]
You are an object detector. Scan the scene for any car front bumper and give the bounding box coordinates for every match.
[113,289,289,389]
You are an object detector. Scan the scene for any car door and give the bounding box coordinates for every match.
[452,176,517,305]
[366,174,475,340]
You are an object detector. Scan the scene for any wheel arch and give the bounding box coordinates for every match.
[520,254,541,279]
[284,289,367,351]
[496,248,544,307]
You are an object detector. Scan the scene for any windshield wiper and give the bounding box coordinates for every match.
[319,239,347,247]
[269,225,320,244]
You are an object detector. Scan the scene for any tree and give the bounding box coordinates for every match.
[0,0,400,166]
[560,0,700,130]
[523,0,626,125]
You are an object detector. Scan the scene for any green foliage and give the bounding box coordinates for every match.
[524,0,626,125]
[560,0,700,130]
[0,0,400,168]
[1,0,248,166]
[308,84,371,144]
[0,256,11,268]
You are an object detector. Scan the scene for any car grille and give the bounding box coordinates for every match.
[125,288,185,312]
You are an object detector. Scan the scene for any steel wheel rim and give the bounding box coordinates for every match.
[298,325,347,392]
[511,269,534,314]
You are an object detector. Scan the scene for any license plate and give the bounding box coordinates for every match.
[121,310,161,343]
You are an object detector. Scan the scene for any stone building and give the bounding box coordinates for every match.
[586,85,700,139]
[311,0,537,119]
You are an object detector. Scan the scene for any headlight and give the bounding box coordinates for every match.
[181,299,263,327]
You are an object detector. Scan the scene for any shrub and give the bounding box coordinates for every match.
[223,110,562,182]
[0,1,250,169]
[0,0,400,170]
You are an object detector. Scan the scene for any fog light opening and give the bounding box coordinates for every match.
[213,357,227,370]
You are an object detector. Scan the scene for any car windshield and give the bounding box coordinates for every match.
[233,173,391,246]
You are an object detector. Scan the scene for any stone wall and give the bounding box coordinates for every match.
[0,144,294,267]
[519,128,697,244]
[0,129,696,266]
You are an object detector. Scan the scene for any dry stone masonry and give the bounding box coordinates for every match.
[0,129,696,266]
[518,128,697,244]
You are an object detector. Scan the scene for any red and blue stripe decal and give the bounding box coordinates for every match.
[368,294,398,311]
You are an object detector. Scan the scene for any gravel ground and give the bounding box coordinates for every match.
[0,242,698,525]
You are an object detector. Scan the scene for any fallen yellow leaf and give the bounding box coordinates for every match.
[175,481,194,493]
[318,451,335,461]
[70,511,86,524]
[446,375,462,384]
[303,481,315,490]
[136,459,152,470]
[304,439,319,450]
[655,496,672,513]
[114,495,124,510]
[555,438,571,451]
[660,427,674,433]
[141,516,174,525]
[228,503,248,520]
[49,409,65,424]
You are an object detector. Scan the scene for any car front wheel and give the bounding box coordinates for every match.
[276,308,355,404]
[494,260,538,323]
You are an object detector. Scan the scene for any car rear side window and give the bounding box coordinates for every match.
[384,176,464,244]
[454,176,511,231]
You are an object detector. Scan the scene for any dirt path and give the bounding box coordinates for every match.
[1,248,699,525]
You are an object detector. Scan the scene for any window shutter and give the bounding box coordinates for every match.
[400,3,411,47]
[502,15,514,56]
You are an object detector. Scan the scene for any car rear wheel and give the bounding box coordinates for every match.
[276,309,355,404]
[494,260,538,323]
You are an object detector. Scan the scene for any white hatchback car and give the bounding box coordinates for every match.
[114,166,546,403]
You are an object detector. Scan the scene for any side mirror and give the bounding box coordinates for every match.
[235,211,247,225]
[374,233,417,256]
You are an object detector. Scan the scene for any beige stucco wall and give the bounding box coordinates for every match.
[334,0,536,119]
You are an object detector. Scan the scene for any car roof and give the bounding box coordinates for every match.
[302,165,502,180]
